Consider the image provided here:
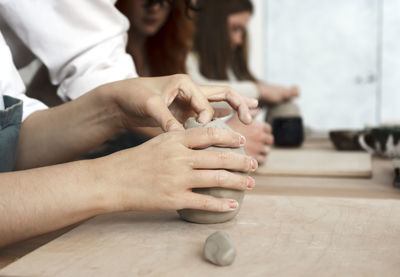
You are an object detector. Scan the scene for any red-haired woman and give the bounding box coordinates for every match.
[117,0,194,77]
[113,0,196,142]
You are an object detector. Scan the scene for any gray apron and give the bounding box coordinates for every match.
[0,95,23,172]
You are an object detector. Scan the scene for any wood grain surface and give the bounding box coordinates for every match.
[1,139,398,276]
[256,149,372,178]
[1,194,400,277]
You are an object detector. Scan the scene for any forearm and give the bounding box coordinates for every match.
[130,126,163,139]
[0,159,110,247]
[14,87,122,170]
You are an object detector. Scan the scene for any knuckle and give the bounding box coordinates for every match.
[217,151,230,164]
[241,175,248,189]
[216,170,229,187]
[244,156,252,171]
[174,74,191,84]
[206,126,218,140]
[231,133,239,145]
[145,95,160,111]
[198,198,213,210]
[217,201,227,212]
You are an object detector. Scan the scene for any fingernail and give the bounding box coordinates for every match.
[228,200,238,210]
[239,135,246,146]
[247,176,255,189]
[250,158,258,171]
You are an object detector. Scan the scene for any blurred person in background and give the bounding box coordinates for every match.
[187,0,300,163]
[189,0,299,104]
[116,0,273,163]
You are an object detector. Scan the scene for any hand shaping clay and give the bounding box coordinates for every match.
[177,117,246,224]
[203,231,236,266]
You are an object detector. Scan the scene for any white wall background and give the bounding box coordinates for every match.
[248,0,400,131]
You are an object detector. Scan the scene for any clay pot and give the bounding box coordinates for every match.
[176,117,246,224]
[273,117,304,147]
[329,130,362,151]
[266,101,304,147]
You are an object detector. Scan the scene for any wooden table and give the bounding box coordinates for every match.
[1,139,399,276]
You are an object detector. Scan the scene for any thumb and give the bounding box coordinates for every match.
[147,96,184,132]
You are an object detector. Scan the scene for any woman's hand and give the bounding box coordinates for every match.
[257,82,299,104]
[95,127,258,212]
[105,74,258,132]
[227,112,273,164]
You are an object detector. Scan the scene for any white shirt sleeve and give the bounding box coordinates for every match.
[0,32,47,119]
[186,52,260,99]
[0,0,137,101]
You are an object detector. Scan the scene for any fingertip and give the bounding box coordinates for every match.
[250,158,258,172]
[197,110,213,124]
[264,123,272,132]
[226,199,238,211]
[238,113,252,125]
[244,112,252,124]
[239,134,246,146]
[249,108,260,118]
[250,98,259,108]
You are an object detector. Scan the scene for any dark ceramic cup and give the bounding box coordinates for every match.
[329,130,362,151]
[358,126,400,158]
[272,116,304,147]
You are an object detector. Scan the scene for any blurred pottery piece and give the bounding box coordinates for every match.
[266,101,304,147]
[329,130,363,151]
[393,159,400,188]
[272,117,304,147]
[265,101,301,124]
[358,126,400,158]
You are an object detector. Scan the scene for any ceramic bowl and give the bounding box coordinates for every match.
[358,126,400,158]
[329,130,362,151]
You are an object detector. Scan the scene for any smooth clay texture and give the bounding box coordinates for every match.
[177,117,246,224]
[203,230,236,266]
[266,100,301,124]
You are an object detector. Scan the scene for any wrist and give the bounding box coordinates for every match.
[256,83,265,100]
[95,83,126,133]
[85,157,119,214]
[89,152,143,213]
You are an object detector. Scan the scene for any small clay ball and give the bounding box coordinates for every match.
[204,231,236,266]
